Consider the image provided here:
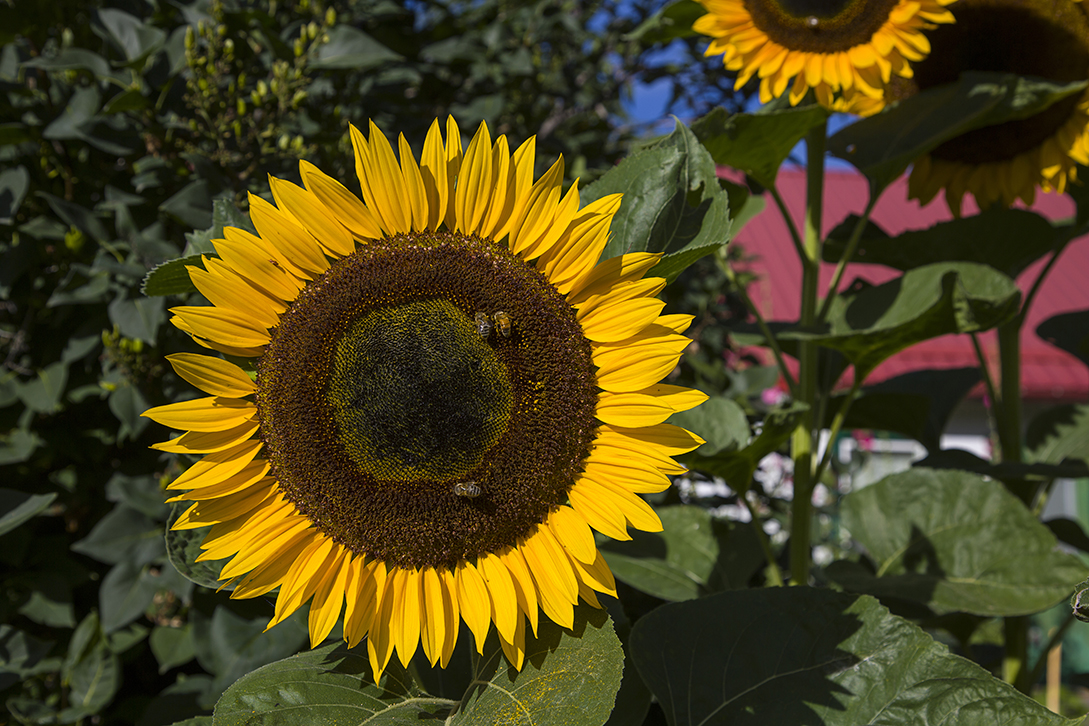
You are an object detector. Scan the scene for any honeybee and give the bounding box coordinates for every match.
[453,481,482,498]
[492,311,512,338]
[474,312,493,339]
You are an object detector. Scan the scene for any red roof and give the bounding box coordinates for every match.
[731,168,1089,400]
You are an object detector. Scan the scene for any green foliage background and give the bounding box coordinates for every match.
[4,0,1089,724]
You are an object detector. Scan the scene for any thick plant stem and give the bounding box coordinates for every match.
[789,120,825,586]
[997,318,1031,692]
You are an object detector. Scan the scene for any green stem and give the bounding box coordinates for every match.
[813,376,863,486]
[997,315,1031,692]
[1026,612,1076,689]
[969,332,1002,442]
[817,193,879,322]
[768,183,807,264]
[738,491,784,587]
[789,119,826,586]
[719,254,799,398]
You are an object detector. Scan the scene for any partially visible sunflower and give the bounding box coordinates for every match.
[906,0,1089,214]
[693,0,956,114]
[143,118,706,679]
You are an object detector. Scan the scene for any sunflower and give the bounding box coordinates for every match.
[143,118,706,679]
[693,0,956,113]
[906,0,1089,215]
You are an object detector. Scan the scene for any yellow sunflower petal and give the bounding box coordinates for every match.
[166,353,256,398]
[143,396,256,432]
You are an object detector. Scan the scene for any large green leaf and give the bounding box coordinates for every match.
[691,104,829,186]
[830,72,1088,192]
[681,402,808,491]
[822,367,980,451]
[453,606,623,725]
[581,120,732,282]
[600,506,764,601]
[832,468,1088,616]
[215,606,623,726]
[1026,404,1089,466]
[0,489,57,537]
[1037,309,1089,368]
[142,255,206,297]
[214,643,454,726]
[62,612,122,719]
[96,8,166,65]
[824,208,1061,279]
[914,448,1088,482]
[812,262,1020,379]
[629,588,1080,726]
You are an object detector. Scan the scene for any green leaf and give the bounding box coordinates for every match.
[161,180,212,229]
[1026,403,1089,466]
[822,367,981,451]
[142,255,205,296]
[16,361,69,413]
[581,120,732,283]
[214,643,453,725]
[63,612,122,717]
[829,72,1088,192]
[165,504,232,590]
[691,104,829,186]
[103,88,149,115]
[98,560,163,633]
[105,472,170,519]
[601,506,764,601]
[453,605,623,726]
[0,489,57,537]
[824,207,1061,279]
[623,0,704,43]
[813,262,1021,379]
[629,588,1080,726]
[150,624,196,674]
[192,606,310,708]
[832,468,1089,616]
[1072,576,1089,622]
[108,295,166,345]
[914,448,1089,482]
[108,382,151,442]
[311,25,403,70]
[0,625,56,677]
[37,192,109,243]
[96,8,166,65]
[0,428,43,465]
[212,196,255,236]
[0,165,29,225]
[1037,309,1089,367]
[667,396,749,456]
[71,504,164,566]
[22,48,113,77]
[682,402,807,491]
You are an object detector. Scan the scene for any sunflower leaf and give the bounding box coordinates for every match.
[213,641,456,725]
[624,0,704,43]
[829,72,1089,192]
[829,468,1089,616]
[691,103,829,186]
[824,207,1063,280]
[629,588,1081,726]
[600,506,764,601]
[0,489,56,537]
[164,504,232,591]
[1037,309,1089,367]
[454,605,623,726]
[582,119,732,283]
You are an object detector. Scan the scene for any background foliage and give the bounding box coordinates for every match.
[4,0,1089,724]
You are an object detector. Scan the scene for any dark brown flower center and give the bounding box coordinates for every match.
[911,0,1089,164]
[744,0,901,53]
[256,232,598,571]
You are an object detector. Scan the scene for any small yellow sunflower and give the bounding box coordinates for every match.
[907,0,1089,214]
[143,118,706,679]
[693,0,956,113]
